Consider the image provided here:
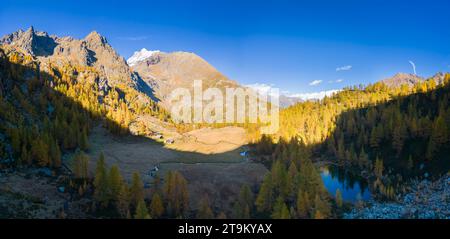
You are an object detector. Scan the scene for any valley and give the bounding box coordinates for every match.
[83,124,267,213]
[0,26,449,219]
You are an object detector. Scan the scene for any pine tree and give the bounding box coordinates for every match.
[197,195,214,219]
[271,196,290,219]
[117,183,130,218]
[31,138,50,167]
[79,127,89,151]
[271,160,288,198]
[150,192,164,219]
[358,147,370,168]
[108,165,123,202]
[134,199,150,219]
[20,144,30,165]
[238,184,253,212]
[73,152,89,179]
[426,116,448,159]
[374,157,384,178]
[256,173,273,213]
[9,127,21,156]
[335,189,343,208]
[233,202,250,219]
[296,190,310,218]
[370,125,382,149]
[313,194,330,219]
[51,140,61,168]
[94,152,110,207]
[163,171,189,218]
[130,172,144,207]
[233,184,253,219]
[392,120,407,156]
[286,162,298,200]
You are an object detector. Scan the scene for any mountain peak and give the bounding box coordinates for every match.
[381,73,424,88]
[85,31,107,45]
[27,26,35,33]
[127,48,161,66]
[0,27,55,56]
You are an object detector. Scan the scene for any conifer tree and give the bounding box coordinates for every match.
[134,199,150,219]
[150,192,164,219]
[108,165,123,202]
[271,197,290,219]
[73,152,89,179]
[239,184,253,212]
[163,171,189,218]
[94,152,110,207]
[374,157,384,178]
[79,127,89,151]
[130,172,144,207]
[296,190,310,218]
[50,140,61,168]
[117,183,130,218]
[256,173,273,213]
[197,195,214,219]
[335,189,343,208]
[313,194,330,219]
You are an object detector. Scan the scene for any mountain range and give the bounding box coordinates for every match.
[128,48,240,108]
[1,27,446,109]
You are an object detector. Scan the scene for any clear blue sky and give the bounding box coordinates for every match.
[1,0,450,94]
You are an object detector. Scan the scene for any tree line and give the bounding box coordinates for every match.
[0,46,169,169]
[72,152,190,219]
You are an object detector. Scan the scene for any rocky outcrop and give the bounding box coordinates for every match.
[0,26,57,57]
[1,27,137,91]
[381,73,425,88]
[344,175,450,219]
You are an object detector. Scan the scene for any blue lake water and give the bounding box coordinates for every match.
[320,166,372,202]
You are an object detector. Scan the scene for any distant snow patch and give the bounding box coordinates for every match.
[127,48,160,66]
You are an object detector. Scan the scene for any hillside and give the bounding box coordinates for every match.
[129,48,240,108]
[250,73,450,218]
[0,27,141,91]
[0,28,266,219]
[1,27,450,220]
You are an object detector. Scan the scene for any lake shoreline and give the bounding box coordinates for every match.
[343,174,450,219]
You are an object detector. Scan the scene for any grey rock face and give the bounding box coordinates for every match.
[1,27,138,92]
[0,26,57,57]
[381,73,424,88]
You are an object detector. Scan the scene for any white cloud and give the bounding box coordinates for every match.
[329,79,344,83]
[309,80,322,86]
[245,83,274,95]
[336,65,352,71]
[289,89,340,101]
[246,82,340,102]
[244,83,280,98]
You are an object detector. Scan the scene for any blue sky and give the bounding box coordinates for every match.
[1,0,450,95]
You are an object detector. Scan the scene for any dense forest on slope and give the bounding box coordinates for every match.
[1,36,449,219]
[265,73,450,179]
[252,137,334,219]
[0,47,192,218]
[322,77,450,199]
[0,46,168,168]
[252,73,450,213]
